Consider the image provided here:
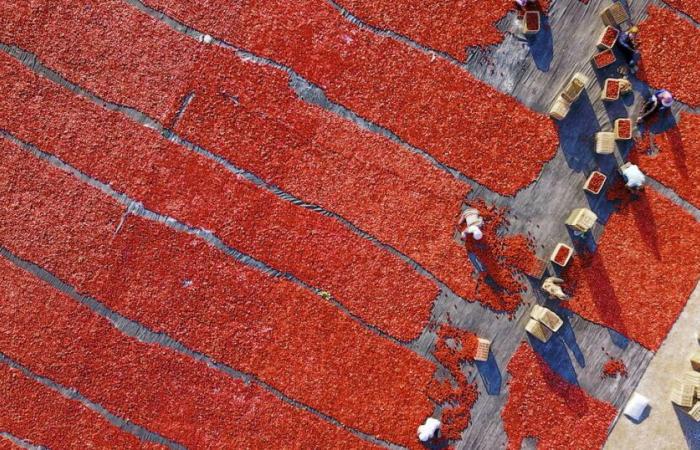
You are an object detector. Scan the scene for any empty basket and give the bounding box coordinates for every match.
[595,132,616,154]
[601,3,630,27]
[530,305,563,332]
[565,208,598,233]
[526,318,552,343]
[549,96,571,120]
[670,379,696,407]
[474,338,491,362]
[561,73,589,103]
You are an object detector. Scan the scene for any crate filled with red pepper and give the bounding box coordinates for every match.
[550,243,573,266]
[597,26,619,49]
[593,49,616,68]
[584,171,607,194]
[524,11,540,34]
[615,118,632,140]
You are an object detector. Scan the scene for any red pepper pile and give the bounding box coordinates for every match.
[602,358,628,378]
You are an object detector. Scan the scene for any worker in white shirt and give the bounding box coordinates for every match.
[542,277,568,300]
[620,163,646,191]
[417,417,441,442]
[458,207,484,241]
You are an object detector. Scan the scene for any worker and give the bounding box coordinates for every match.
[514,0,538,12]
[458,207,484,241]
[616,26,639,69]
[417,417,441,442]
[542,277,568,300]
[637,89,674,124]
[621,163,646,190]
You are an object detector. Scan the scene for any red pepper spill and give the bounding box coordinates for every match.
[602,358,628,378]
[0,258,373,449]
[462,200,541,312]
[0,139,435,447]
[502,344,617,450]
[632,112,699,209]
[429,325,480,440]
[139,0,560,196]
[637,6,700,107]
[564,186,700,350]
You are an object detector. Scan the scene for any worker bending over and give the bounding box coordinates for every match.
[637,89,674,124]
[616,26,639,69]
[458,207,484,241]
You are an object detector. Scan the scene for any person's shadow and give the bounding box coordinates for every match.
[674,404,700,450]
[525,16,554,72]
[556,90,600,172]
[475,351,502,395]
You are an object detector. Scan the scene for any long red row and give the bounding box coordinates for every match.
[334,0,514,59]
[0,257,372,448]
[148,0,559,195]
[0,138,436,446]
[0,361,161,450]
[0,1,486,307]
[0,53,435,341]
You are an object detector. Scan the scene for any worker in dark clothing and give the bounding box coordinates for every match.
[637,89,674,124]
[616,26,639,69]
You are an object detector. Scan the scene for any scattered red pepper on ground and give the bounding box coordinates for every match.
[138,0,560,196]
[430,325,480,440]
[0,139,436,447]
[463,200,541,312]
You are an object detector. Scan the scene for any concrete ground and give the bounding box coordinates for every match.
[605,283,700,450]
